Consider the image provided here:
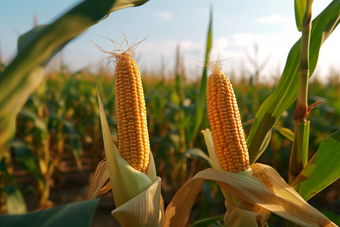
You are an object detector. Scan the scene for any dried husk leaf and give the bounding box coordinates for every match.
[164,167,336,227]
[87,159,110,199]
[98,176,112,196]
[224,200,270,227]
[164,169,270,227]
[112,177,164,227]
[197,129,336,227]
[251,163,319,213]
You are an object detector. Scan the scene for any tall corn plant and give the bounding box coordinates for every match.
[0,0,149,216]
[246,0,340,224]
[287,0,340,209]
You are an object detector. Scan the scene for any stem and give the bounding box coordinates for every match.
[288,1,313,226]
[289,121,310,185]
[289,0,312,184]
[294,2,312,121]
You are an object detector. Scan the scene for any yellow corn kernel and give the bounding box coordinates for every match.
[115,51,150,174]
[206,63,250,173]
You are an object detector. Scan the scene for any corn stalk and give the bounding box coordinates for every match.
[288,0,313,226]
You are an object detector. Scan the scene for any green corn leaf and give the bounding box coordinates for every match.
[0,159,10,178]
[322,211,340,225]
[191,215,224,227]
[19,107,49,139]
[193,181,215,222]
[0,199,99,227]
[274,125,294,141]
[63,120,83,170]
[49,113,83,170]
[293,129,340,201]
[184,148,212,167]
[295,0,307,31]
[0,0,149,161]
[257,131,272,160]
[168,133,181,153]
[189,7,213,142]
[247,0,340,164]
[11,139,46,186]
[0,159,27,214]
[108,0,149,16]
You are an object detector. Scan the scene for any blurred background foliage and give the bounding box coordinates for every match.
[1,52,340,225]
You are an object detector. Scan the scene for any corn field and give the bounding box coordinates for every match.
[1,0,340,227]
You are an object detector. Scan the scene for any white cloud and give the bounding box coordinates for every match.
[155,11,172,21]
[60,27,339,83]
[257,15,285,24]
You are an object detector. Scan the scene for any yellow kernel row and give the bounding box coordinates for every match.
[206,70,250,173]
[115,51,150,174]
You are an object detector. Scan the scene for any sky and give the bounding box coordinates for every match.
[1,0,340,83]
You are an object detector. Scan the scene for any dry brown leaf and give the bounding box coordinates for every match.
[164,166,337,227]
[87,159,110,199]
[98,180,112,196]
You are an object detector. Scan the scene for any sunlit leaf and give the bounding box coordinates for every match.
[189,7,213,142]
[293,129,340,201]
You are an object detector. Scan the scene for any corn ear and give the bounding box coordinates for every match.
[206,65,250,173]
[115,52,151,174]
[90,89,163,227]
[95,89,156,207]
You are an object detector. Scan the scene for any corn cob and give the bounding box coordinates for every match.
[115,50,150,174]
[206,63,250,173]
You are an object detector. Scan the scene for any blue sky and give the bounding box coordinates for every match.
[1,0,339,83]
